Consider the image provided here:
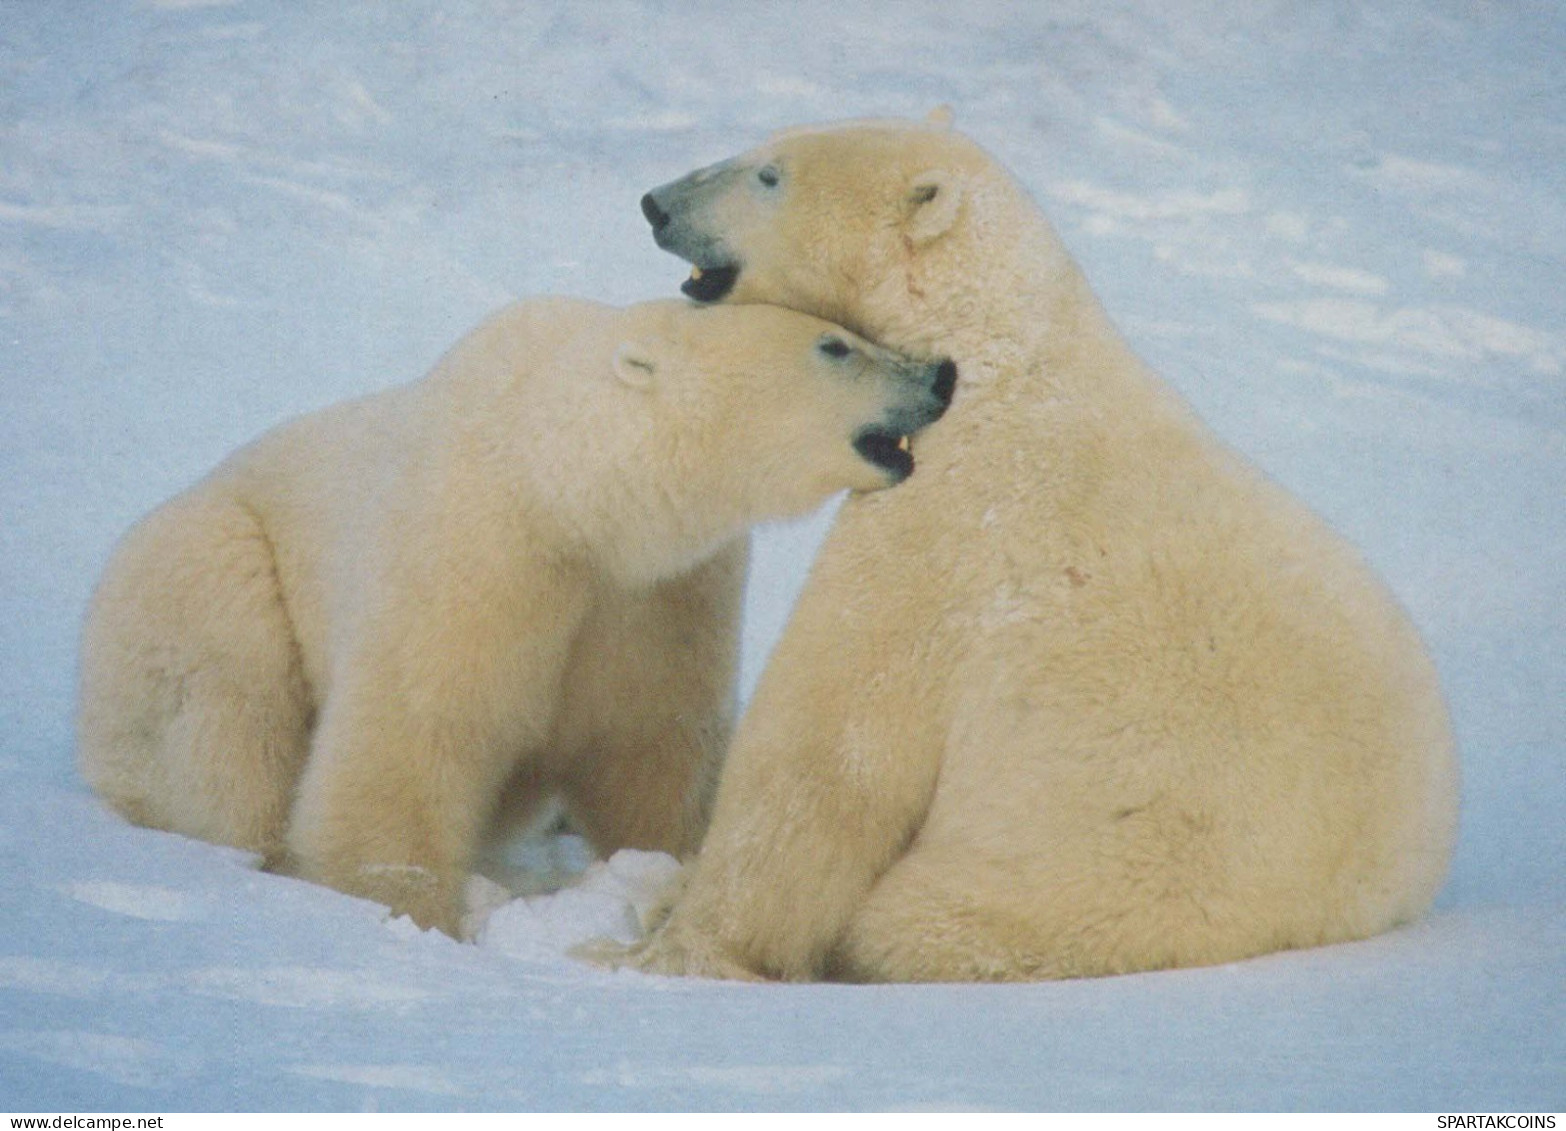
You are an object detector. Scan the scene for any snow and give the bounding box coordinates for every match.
[2,0,1563,1113]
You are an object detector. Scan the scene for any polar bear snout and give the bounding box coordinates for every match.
[640,192,670,232]
[933,358,958,408]
[641,168,745,303]
[904,356,957,429]
[854,356,956,483]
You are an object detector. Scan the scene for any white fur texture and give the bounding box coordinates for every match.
[620,117,1459,981]
[78,297,941,936]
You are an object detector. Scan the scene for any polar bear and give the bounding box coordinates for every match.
[616,113,1460,981]
[77,297,955,937]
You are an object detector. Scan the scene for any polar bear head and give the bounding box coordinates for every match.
[527,300,955,585]
[639,110,1055,352]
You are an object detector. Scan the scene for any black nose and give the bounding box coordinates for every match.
[640,192,670,231]
[933,359,958,407]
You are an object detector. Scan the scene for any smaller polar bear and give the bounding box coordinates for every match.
[77,297,955,937]
[621,113,1460,981]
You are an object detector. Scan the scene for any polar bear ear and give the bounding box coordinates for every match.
[612,341,659,389]
[905,170,963,246]
[925,105,955,130]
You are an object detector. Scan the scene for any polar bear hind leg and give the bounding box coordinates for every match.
[831,829,1327,984]
[77,490,311,859]
[829,849,1079,983]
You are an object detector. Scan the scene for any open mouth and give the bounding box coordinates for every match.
[681,263,740,303]
[854,429,915,481]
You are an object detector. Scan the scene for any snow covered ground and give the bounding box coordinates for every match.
[3,0,1563,1112]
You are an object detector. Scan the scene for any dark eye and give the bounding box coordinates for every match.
[757,164,780,188]
[818,337,851,359]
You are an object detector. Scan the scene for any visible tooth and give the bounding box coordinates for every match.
[690,266,704,280]
[896,435,911,453]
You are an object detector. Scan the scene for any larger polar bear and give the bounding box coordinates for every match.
[620,114,1460,981]
[78,297,954,938]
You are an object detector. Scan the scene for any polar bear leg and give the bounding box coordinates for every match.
[287,693,528,936]
[833,839,1283,983]
[286,581,592,936]
[554,543,747,858]
[630,541,948,979]
[829,849,1077,982]
[78,492,311,859]
[559,705,718,858]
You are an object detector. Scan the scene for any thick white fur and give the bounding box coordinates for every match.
[625,116,1459,981]
[78,297,937,936]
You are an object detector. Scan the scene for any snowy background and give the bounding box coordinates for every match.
[2,0,1563,1112]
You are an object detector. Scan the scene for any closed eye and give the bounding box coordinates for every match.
[818,337,851,359]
